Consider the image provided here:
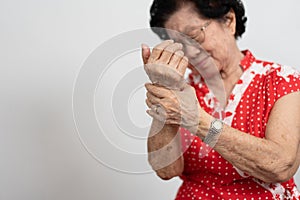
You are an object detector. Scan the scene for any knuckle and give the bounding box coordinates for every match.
[154,42,165,49]
[175,50,184,57]
[152,47,163,54]
[164,45,175,52]
[155,59,167,65]
[169,91,176,98]
[183,56,189,63]
[175,42,183,49]
[165,43,182,53]
[154,40,173,50]
[179,59,188,68]
[180,56,188,64]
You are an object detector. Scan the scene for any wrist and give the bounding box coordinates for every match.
[149,119,179,137]
[195,111,213,140]
[203,118,224,147]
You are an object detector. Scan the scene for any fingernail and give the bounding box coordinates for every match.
[146,110,151,115]
[141,43,148,49]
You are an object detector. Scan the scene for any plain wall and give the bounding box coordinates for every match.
[0,0,299,200]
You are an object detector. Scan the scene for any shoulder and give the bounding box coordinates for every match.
[249,59,300,100]
[252,59,300,83]
[241,50,300,80]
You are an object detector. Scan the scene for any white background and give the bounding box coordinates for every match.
[0,0,300,200]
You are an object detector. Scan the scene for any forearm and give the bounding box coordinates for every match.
[147,119,184,180]
[197,122,297,183]
[215,126,290,183]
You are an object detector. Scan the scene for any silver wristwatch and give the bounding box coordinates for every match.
[203,119,223,147]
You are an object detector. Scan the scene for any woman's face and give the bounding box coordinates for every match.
[164,3,237,74]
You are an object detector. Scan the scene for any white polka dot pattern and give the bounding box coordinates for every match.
[176,50,300,200]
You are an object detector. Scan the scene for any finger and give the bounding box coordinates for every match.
[146,109,166,122]
[146,91,162,105]
[148,40,174,63]
[168,50,184,71]
[165,118,181,126]
[145,98,153,108]
[144,82,152,88]
[141,44,151,64]
[177,56,189,76]
[145,83,171,98]
[157,43,183,65]
[146,109,159,119]
[146,109,155,118]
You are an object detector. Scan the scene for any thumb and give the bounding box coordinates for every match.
[141,43,151,64]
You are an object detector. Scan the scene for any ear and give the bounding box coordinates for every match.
[224,9,236,36]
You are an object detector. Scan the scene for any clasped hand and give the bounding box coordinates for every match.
[142,40,201,133]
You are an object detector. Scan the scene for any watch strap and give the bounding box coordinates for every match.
[203,119,223,147]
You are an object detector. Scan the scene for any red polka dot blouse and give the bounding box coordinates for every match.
[176,50,300,200]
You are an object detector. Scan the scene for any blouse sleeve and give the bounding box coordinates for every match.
[273,65,300,100]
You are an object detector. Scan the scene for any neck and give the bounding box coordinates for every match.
[220,50,244,99]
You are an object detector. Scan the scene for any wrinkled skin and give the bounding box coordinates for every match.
[143,40,203,133]
[145,83,201,134]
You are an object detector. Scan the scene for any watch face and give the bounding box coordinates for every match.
[213,120,223,130]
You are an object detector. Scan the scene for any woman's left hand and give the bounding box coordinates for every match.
[145,82,202,134]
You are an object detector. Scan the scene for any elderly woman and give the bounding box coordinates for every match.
[142,0,300,199]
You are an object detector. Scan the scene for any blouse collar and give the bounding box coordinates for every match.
[240,50,256,71]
